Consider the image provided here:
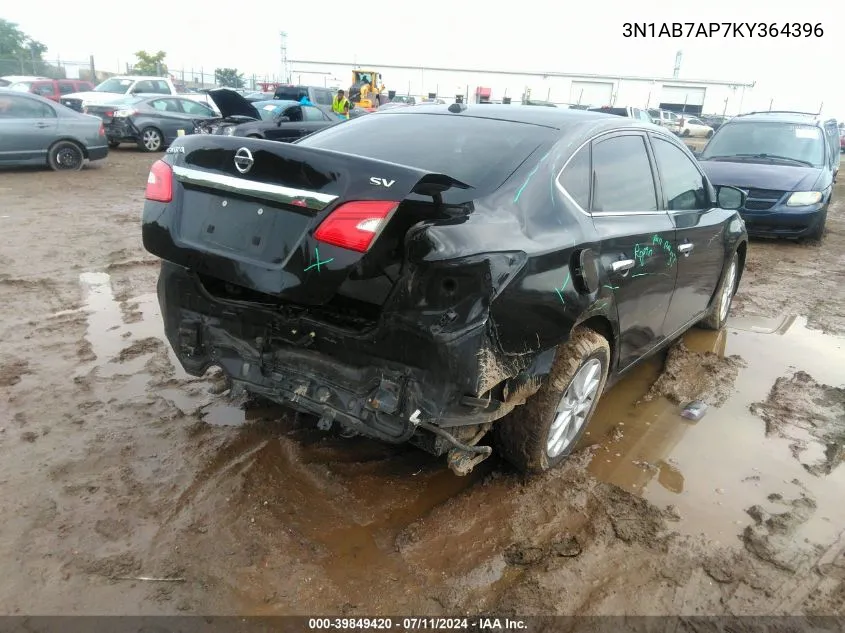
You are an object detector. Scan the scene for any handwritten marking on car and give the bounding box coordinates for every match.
[554,271,571,305]
[166,146,185,154]
[369,177,395,188]
[304,246,334,273]
[633,243,654,267]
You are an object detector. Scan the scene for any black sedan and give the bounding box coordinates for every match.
[140,104,748,476]
[205,88,341,141]
[84,95,219,151]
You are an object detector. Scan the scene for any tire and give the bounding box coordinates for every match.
[138,127,164,152]
[246,134,262,139]
[495,327,610,474]
[698,252,740,330]
[806,208,827,241]
[682,129,691,137]
[706,129,714,138]
[47,140,84,171]
[108,141,120,148]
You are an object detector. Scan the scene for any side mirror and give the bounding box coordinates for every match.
[277,116,290,124]
[716,185,745,210]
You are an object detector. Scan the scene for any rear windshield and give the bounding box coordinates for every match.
[296,113,554,196]
[700,121,826,167]
[8,82,33,91]
[274,87,302,101]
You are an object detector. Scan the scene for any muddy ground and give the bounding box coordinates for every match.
[1,147,844,619]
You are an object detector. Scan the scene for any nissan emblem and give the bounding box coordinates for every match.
[234,147,254,174]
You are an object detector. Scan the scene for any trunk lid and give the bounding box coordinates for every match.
[142,134,470,310]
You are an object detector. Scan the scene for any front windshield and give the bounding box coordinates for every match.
[700,121,825,166]
[254,101,294,121]
[93,78,134,93]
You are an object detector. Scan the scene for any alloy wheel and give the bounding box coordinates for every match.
[719,260,738,323]
[547,358,602,458]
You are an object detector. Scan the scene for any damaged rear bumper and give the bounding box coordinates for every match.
[157,261,547,455]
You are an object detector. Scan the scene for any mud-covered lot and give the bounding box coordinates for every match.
[1,148,844,619]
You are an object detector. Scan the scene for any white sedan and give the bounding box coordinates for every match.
[678,115,715,138]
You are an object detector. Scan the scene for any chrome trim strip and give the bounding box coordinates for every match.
[172,165,339,211]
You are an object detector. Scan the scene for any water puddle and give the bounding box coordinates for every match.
[74,272,218,412]
[585,315,845,546]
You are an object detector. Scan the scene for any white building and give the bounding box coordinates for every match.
[286,60,755,116]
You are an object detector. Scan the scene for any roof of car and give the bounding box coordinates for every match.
[376,103,614,129]
[731,111,824,125]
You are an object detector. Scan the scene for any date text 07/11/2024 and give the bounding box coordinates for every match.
[622,22,823,38]
[307,617,528,630]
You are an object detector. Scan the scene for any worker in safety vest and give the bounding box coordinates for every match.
[332,89,350,120]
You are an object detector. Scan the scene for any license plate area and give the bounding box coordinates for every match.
[178,190,311,267]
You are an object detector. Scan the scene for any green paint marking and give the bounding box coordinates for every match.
[603,284,619,291]
[631,273,649,278]
[633,243,654,267]
[553,271,571,305]
[303,246,334,273]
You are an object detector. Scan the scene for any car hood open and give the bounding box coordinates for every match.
[699,160,822,192]
[207,88,260,120]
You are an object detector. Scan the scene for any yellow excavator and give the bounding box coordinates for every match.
[348,69,385,111]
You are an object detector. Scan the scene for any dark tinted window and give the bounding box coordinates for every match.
[651,137,707,210]
[0,95,55,118]
[557,145,590,209]
[591,135,657,212]
[589,107,627,117]
[298,113,553,197]
[274,87,301,101]
[149,98,180,112]
[58,82,76,94]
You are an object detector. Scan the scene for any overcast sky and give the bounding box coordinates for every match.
[4,0,838,113]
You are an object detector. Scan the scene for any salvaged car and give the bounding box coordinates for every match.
[201,89,341,140]
[84,94,218,151]
[142,104,749,475]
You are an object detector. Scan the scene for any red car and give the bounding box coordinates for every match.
[8,78,95,103]
[840,130,844,152]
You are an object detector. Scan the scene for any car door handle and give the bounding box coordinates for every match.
[611,259,636,273]
[35,122,50,128]
[678,243,694,256]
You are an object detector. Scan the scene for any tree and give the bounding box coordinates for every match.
[133,50,168,76]
[215,68,244,89]
[0,19,48,76]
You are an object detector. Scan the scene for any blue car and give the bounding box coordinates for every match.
[696,111,839,240]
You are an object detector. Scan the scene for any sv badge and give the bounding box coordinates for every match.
[369,177,395,188]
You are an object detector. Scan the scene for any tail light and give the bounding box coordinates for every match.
[145,160,173,203]
[313,200,398,253]
[98,122,105,137]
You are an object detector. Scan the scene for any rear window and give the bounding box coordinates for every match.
[274,87,301,101]
[590,107,627,117]
[297,113,554,197]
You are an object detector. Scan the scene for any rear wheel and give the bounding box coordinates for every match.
[706,129,714,138]
[698,252,739,330]
[138,127,163,152]
[47,140,84,171]
[682,129,691,137]
[495,327,610,474]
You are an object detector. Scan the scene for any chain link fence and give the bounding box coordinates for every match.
[1,57,282,92]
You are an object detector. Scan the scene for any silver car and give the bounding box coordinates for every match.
[0,89,109,171]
